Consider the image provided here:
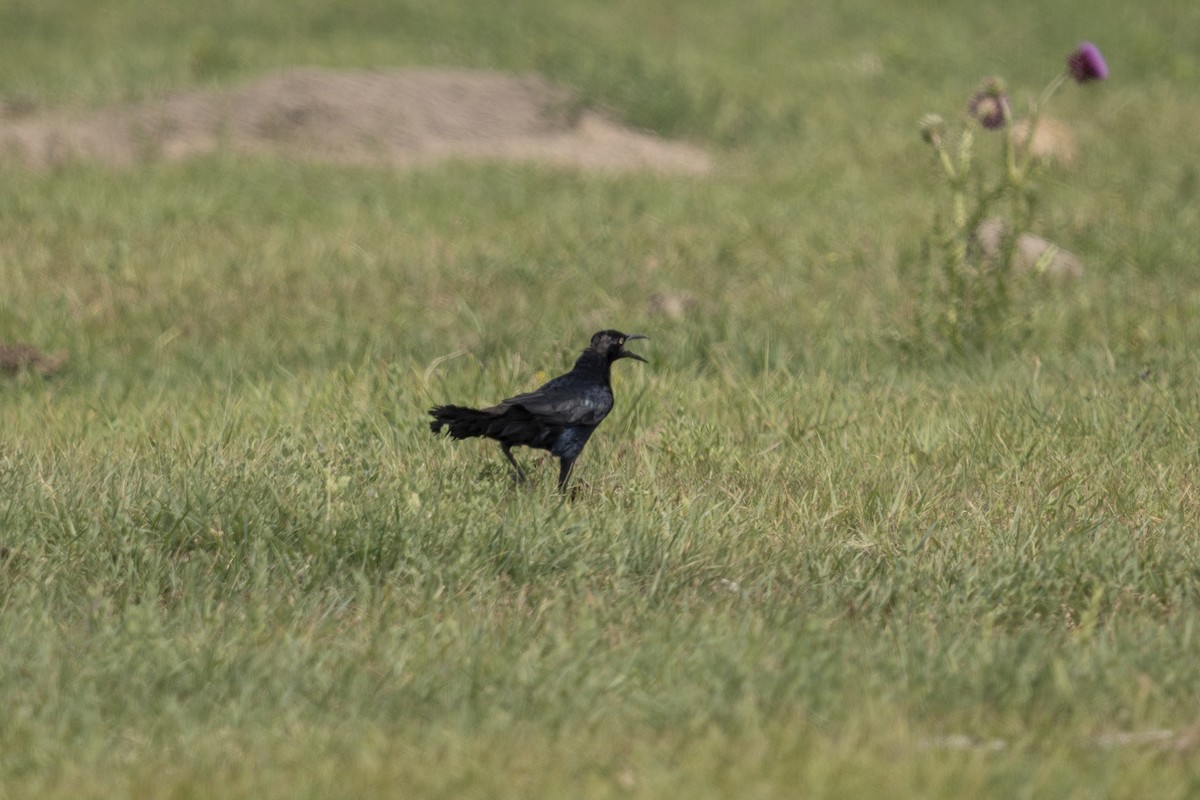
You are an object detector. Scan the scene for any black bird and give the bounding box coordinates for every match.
[429,330,648,492]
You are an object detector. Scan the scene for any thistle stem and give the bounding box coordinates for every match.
[1017,72,1069,176]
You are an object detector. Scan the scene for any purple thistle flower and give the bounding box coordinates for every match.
[968,78,1010,130]
[1067,42,1108,83]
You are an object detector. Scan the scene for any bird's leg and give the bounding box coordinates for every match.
[500,444,527,484]
[556,457,576,494]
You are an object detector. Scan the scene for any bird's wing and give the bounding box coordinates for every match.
[496,382,613,426]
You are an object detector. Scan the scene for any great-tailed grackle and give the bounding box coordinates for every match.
[429,330,648,492]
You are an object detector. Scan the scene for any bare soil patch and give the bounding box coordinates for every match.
[0,343,67,377]
[0,68,711,175]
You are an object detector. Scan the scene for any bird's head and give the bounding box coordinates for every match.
[589,330,648,363]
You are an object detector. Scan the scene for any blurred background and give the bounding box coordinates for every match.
[3,0,1197,385]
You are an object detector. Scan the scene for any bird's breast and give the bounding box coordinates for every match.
[578,388,614,422]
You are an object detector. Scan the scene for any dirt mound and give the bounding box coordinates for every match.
[0,68,711,175]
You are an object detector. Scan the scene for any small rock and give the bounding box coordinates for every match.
[648,290,697,320]
[975,218,1084,278]
[1013,117,1077,165]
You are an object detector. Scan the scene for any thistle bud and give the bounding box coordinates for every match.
[968,77,1011,130]
[919,113,946,145]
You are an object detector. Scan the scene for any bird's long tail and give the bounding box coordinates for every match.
[428,405,493,439]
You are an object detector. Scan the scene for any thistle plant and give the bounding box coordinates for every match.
[910,43,1108,356]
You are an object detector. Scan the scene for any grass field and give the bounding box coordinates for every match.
[3,0,1200,797]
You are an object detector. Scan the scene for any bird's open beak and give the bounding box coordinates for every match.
[621,334,649,363]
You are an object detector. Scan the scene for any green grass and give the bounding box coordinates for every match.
[4,0,1200,797]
